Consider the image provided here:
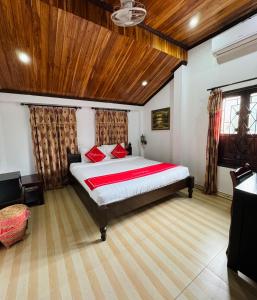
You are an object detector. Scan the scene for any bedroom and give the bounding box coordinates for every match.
[0,0,257,299]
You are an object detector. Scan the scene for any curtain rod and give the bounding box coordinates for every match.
[21,103,81,109]
[207,77,257,91]
[91,107,130,112]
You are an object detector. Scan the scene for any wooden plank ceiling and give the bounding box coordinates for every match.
[106,0,257,48]
[0,0,256,105]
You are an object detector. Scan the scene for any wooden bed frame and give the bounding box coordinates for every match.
[68,153,194,241]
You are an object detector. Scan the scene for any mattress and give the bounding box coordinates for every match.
[70,156,190,206]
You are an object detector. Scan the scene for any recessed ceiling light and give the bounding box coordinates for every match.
[142,80,148,86]
[16,51,31,64]
[189,16,199,29]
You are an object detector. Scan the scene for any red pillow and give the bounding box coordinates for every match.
[85,146,106,163]
[111,144,128,159]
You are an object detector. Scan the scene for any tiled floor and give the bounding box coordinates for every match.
[0,186,257,299]
[178,248,257,299]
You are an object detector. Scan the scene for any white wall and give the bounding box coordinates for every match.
[143,39,257,195]
[143,81,174,162]
[0,93,143,176]
[172,66,189,165]
[0,113,6,171]
[0,102,36,175]
[173,40,257,195]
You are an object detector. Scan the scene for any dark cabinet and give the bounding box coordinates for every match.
[0,172,23,208]
[227,173,257,282]
[0,172,44,208]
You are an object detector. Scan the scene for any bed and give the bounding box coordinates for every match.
[68,154,194,241]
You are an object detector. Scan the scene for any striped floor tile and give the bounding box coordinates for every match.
[0,186,256,300]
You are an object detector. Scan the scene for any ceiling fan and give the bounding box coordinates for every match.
[111,0,147,27]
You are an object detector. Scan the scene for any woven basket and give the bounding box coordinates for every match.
[0,204,30,248]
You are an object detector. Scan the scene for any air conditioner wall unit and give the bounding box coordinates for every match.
[212,14,257,63]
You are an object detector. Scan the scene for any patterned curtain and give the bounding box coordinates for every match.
[204,89,223,194]
[95,110,128,146]
[29,106,78,190]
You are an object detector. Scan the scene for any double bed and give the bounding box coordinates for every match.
[68,154,194,241]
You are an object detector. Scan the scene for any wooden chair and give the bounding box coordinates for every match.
[230,163,253,215]
[230,163,253,192]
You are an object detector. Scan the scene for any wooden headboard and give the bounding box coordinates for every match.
[67,152,81,168]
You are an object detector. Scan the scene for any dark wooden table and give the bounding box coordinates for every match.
[227,173,257,282]
[21,174,44,206]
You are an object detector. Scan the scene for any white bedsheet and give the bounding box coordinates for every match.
[70,156,189,206]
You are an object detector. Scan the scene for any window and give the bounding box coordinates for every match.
[248,93,257,134]
[218,86,257,170]
[220,96,241,134]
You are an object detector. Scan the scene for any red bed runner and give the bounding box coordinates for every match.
[84,163,177,190]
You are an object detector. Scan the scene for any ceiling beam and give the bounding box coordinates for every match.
[44,0,188,61]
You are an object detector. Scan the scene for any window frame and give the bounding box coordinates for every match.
[220,94,241,135]
[218,85,257,170]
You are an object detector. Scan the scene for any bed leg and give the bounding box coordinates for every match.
[100,226,107,241]
[188,187,193,198]
[187,176,194,198]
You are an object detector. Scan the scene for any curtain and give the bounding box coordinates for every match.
[204,89,223,194]
[29,106,78,190]
[95,110,128,146]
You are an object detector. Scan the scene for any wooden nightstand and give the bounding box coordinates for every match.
[21,174,44,206]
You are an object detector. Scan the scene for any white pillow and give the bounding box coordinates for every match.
[102,143,125,159]
[103,144,116,159]
[98,145,110,161]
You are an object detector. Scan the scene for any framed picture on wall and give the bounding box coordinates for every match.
[151,107,170,130]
